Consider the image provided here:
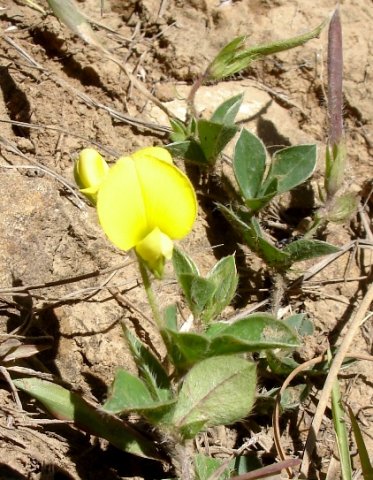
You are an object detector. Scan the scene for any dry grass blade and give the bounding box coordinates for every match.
[347,405,373,480]
[272,355,325,478]
[273,351,373,478]
[47,0,176,119]
[47,0,102,48]
[329,348,352,480]
[228,459,301,480]
[21,0,46,14]
[300,281,373,476]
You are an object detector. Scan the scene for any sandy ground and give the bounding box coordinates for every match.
[0,0,372,478]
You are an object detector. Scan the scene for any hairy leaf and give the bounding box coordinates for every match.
[172,356,256,438]
[14,378,161,459]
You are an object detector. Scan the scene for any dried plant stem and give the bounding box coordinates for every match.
[273,355,325,478]
[300,281,373,477]
[274,350,373,478]
[229,458,301,480]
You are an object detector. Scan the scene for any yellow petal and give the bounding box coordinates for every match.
[96,151,197,252]
[135,156,197,240]
[97,157,148,250]
[136,228,174,278]
[136,227,173,262]
[132,146,173,165]
[74,148,109,190]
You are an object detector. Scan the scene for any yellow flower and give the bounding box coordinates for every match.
[96,147,197,277]
[74,148,109,204]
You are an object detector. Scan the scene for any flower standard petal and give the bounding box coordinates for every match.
[134,156,197,240]
[97,157,148,251]
[132,146,173,165]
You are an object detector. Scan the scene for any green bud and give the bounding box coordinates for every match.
[207,21,326,82]
[327,192,358,224]
[325,142,346,198]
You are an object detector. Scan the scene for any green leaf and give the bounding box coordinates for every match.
[219,206,291,269]
[200,255,239,324]
[207,314,300,354]
[195,454,232,480]
[102,369,175,423]
[103,369,152,411]
[173,247,200,311]
[170,118,189,142]
[174,250,238,323]
[198,120,238,164]
[282,239,339,263]
[244,175,278,212]
[162,329,209,372]
[166,140,208,165]
[14,378,161,459]
[348,405,373,480]
[173,247,199,277]
[172,356,256,438]
[163,303,178,330]
[325,142,346,197]
[284,314,314,337]
[208,36,246,80]
[122,331,171,402]
[190,277,217,315]
[210,93,244,125]
[207,21,326,81]
[262,144,317,194]
[280,384,309,410]
[266,350,300,375]
[233,128,267,200]
[163,314,298,372]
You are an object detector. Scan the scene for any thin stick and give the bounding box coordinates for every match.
[0,138,84,207]
[273,355,325,477]
[0,260,132,294]
[300,282,373,476]
[229,458,301,480]
[273,351,373,478]
[3,36,171,135]
[0,366,23,410]
[108,287,156,327]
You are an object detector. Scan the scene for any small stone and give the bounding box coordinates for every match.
[16,137,35,153]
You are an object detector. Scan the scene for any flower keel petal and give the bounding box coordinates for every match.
[135,228,174,278]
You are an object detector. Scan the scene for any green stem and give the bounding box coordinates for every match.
[137,255,163,330]
[303,215,325,239]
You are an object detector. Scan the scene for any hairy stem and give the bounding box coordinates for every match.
[137,256,163,330]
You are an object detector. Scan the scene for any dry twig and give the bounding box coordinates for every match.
[300,281,373,476]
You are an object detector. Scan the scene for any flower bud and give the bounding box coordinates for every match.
[74,148,109,204]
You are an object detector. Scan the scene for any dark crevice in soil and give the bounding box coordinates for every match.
[28,27,121,101]
[0,66,31,137]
